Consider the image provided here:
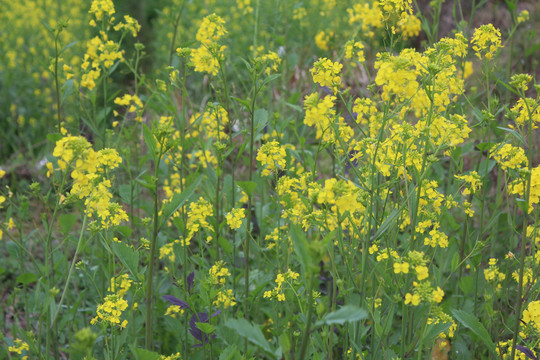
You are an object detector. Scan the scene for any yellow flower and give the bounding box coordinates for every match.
[415,265,429,281]
[405,293,420,306]
[310,58,342,94]
[471,24,502,61]
[196,14,227,46]
[432,287,444,303]
[256,141,286,176]
[9,338,29,355]
[226,207,245,230]
[393,262,410,274]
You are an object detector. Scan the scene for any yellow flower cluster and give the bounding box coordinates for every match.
[81,33,124,89]
[226,207,245,230]
[188,104,229,140]
[196,13,227,46]
[236,0,253,15]
[471,24,502,61]
[91,275,131,328]
[209,261,231,285]
[310,58,343,94]
[91,294,129,328]
[183,197,214,245]
[510,165,540,213]
[165,305,184,318]
[454,171,482,196]
[428,308,457,342]
[89,0,115,23]
[484,258,506,287]
[8,339,29,358]
[523,301,540,334]
[113,15,141,37]
[52,136,127,228]
[257,51,282,75]
[160,352,182,360]
[213,289,237,309]
[315,30,333,51]
[263,269,299,302]
[509,98,540,127]
[490,143,528,171]
[303,93,337,143]
[256,140,287,177]
[159,242,176,262]
[114,94,144,122]
[181,14,227,76]
[344,40,365,63]
[108,274,133,297]
[82,0,140,90]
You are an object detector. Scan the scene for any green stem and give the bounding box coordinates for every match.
[145,149,163,349]
[298,275,315,360]
[510,90,534,360]
[50,210,89,329]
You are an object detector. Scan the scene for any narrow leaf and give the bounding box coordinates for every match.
[159,175,201,229]
[162,295,189,309]
[142,123,157,161]
[451,308,496,354]
[315,305,368,327]
[112,242,140,280]
[225,318,273,354]
[237,181,257,197]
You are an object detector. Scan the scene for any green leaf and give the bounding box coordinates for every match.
[237,181,257,197]
[254,108,268,133]
[315,305,368,327]
[47,133,63,144]
[260,73,281,88]
[290,224,315,275]
[58,213,77,235]
[142,123,157,161]
[17,273,39,285]
[451,308,496,354]
[372,208,400,242]
[159,175,201,229]
[475,142,496,152]
[116,225,133,238]
[112,242,140,280]
[516,198,529,214]
[118,184,133,205]
[231,96,252,111]
[225,318,273,355]
[219,345,240,360]
[196,322,215,334]
[423,321,452,343]
[129,346,160,360]
[525,42,540,57]
[218,235,232,254]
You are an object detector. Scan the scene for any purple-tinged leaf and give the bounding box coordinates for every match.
[517,345,538,360]
[187,271,195,294]
[162,295,189,309]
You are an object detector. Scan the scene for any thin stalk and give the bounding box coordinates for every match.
[298,275,315,360]
[54,29,62,131]
[168,1,187,66]
[145,148,163,349]
[510,92,534,360]
[50,210,89,329]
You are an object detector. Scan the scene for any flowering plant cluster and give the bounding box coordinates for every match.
[2,0,540,360]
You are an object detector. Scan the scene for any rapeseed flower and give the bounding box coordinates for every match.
[471,24,502,61]
[226,207,245,230]
[310,58,342,94]
[257,141,286,176]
